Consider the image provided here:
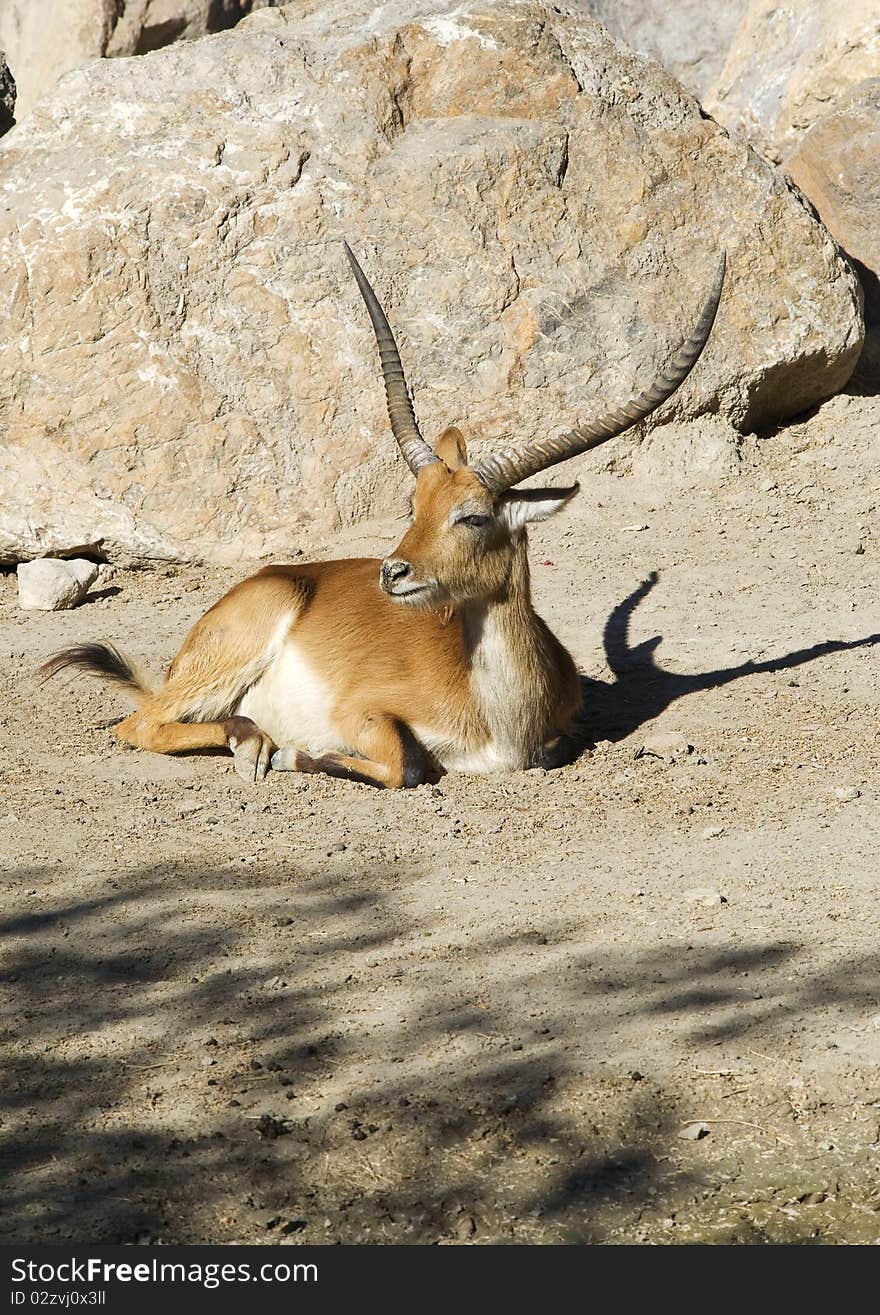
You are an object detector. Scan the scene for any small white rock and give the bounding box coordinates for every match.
[760,478,778,492]
[65,559,101,589]
[636,731,693,762]
[684,887,726,908]
[833,786,861,802]
[620,523,649,532]
[702,825,725,839]
[17,557,99,610]
[679,1121,710,1140]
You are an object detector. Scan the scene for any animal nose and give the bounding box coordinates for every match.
[380,558,411,591]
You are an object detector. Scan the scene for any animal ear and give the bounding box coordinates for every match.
[499,484,580,531]
[434,426,468,470]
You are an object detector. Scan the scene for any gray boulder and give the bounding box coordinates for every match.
[0,1,864,564]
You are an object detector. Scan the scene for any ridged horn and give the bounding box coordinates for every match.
[344,241,439,477]
[474,252,727,494]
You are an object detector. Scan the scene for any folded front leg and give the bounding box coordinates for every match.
[271,713,426,789]
[115,709,276,782]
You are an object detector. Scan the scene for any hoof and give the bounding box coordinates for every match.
[231,735,273,782]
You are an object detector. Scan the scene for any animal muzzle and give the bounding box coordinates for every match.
[380,558,413,595]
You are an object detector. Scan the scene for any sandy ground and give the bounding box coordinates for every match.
[1,380,879,1245]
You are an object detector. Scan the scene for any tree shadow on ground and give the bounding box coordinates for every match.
[565,570,880,748]
[2,856,879,1244]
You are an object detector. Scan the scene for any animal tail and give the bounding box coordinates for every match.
[38,642,157,704]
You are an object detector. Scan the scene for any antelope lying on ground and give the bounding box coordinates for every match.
[42,244,725,788]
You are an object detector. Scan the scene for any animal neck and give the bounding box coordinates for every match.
[458,535,537,654]
[457,534,559,756]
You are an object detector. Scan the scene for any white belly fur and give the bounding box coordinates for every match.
[237,642,341,753]
[236,632,530,774]
[236,651,519,773]
[411,726,524,775]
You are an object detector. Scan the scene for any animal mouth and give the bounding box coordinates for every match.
[386,580,436,601]
[391,578,431,594]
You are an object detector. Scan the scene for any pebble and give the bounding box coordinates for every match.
[635,732,694,762]
[17,557,100,610]
[833,787,861,802]
[679,1122,710,1140]
[760,478,778,492]
[683,887,726,908]
[255,1114,289,1140]
[702,825,725,839]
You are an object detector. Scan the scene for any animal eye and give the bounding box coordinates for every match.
[457,514,490,529]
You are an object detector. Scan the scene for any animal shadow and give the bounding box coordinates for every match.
[563,571,879,753]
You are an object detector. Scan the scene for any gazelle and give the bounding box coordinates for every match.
[42,243,725,788]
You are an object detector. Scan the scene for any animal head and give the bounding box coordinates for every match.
[344,241,725,610]
[381,426,577,608]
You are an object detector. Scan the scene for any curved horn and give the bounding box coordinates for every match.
[474,252,726,494]
[344,241,439,477]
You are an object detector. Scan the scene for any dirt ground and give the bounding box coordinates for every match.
[1,377,879,1246]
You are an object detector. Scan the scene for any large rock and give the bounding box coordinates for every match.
[0,0,280,118]
[0,1,119,120]
[106,1,281,57]
[705,0,880,163]
[572,2,879,166]
[578,0,748,102]
[788,79,880,326]
[787,78,880,387]
[0,0,864,565]
[578,0,878,375]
